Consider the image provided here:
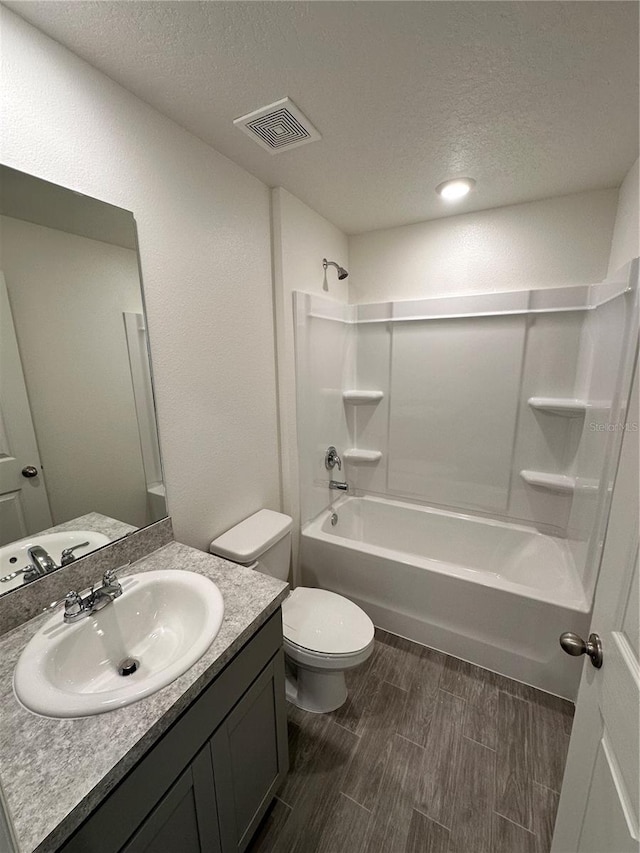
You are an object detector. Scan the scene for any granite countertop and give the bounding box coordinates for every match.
[0,541,289,853]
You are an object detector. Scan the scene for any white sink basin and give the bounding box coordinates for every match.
[0,530,111,592]
[14,570,224,718]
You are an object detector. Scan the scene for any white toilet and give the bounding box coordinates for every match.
[209,509,375,713]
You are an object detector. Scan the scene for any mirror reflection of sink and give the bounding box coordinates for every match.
[0,531,111,592]
[14,569,224,718]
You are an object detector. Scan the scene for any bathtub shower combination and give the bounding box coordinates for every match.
[295,261,638,700]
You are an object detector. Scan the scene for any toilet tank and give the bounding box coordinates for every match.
[209,509,292,581]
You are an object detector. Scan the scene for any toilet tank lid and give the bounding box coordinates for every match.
[209,509,292,563]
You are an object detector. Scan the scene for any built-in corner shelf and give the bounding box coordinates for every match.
[527,397,589,417]
[342,390,384,405]
[343,449,383,464]
[520,469,575,494]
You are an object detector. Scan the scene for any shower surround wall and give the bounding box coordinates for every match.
[352,309,585,534]
[294,294,354,528]
[295,263,638,697]
[351,269,637,542]
[565,283,640,603]
[295,289,607,537]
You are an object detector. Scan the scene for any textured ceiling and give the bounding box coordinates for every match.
[5,1,639,234]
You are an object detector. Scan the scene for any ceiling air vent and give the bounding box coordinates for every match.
[233,97,321,154]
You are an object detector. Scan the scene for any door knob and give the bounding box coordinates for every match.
[21,466,38,478]
[559,632,603,668]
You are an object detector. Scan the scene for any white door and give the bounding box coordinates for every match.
[0,271,52,544]
[552,352,639,852]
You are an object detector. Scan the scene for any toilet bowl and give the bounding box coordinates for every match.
[209,509,374,713]
[282,586,374,712]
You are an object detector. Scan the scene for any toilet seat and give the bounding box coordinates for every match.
[284,635,375,672]
[282,587,374,657]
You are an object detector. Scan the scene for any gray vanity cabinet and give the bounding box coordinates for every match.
[211,657,287,851]
[121,748,221,853]
[58,610,287,853]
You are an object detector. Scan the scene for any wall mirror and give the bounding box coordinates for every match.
[0,165,166,599]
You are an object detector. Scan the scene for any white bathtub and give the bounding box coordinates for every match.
[301,495,591,699]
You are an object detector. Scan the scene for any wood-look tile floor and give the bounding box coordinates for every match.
[248,629,574,853]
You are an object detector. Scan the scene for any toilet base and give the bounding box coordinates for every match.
[285,660,348,714]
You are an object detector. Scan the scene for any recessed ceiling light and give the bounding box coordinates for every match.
[436,178,476,201]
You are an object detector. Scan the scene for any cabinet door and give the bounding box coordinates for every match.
[121,747,221,853]
[211,652,288,853]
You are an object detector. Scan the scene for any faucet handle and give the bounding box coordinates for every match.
[60,542,90,565]
[0,566,32,583]
[102,562,130,588]
[325,446,342,471]
[64,590,84,619]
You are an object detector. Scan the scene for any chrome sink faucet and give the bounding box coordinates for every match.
[1,542,90,585]
[62,565,129,624]
[0,545,57,584]
[27,545,57,578]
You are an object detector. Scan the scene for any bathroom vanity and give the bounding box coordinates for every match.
[0,542,289,853]
[60,610,286,853]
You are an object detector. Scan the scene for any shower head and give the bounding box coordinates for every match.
[323,258,349,280]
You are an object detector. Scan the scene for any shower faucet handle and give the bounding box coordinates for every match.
[325,446,342,471]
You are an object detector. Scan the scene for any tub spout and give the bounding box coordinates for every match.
[329,480,349,492]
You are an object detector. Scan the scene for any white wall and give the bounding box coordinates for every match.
[608,158,639,274]
[271,187,348,578]
[349,189,618,303]
[1,8,281,550]
[1,216,148,528]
